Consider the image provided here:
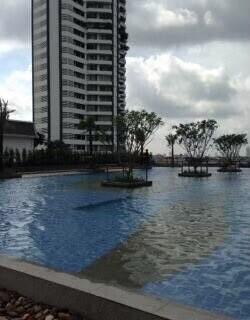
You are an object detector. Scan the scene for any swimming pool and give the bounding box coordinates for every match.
[0,168,249,319]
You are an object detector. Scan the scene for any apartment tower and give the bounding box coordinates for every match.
[32,0,128,151]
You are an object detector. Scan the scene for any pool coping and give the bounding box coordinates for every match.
[0,255,232,320]
[21,170,100,178]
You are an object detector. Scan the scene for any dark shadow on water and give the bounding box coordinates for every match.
[74,196,132,211]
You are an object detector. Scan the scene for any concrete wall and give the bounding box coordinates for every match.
[3,135,34,152]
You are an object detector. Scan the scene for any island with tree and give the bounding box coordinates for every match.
[214,134,248,172]
[174,119,218,177]
[102,109,163,188]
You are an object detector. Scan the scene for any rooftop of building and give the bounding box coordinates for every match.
[4,120,36,137]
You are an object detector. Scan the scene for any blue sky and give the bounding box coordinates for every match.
[1,0,250,153]
[0,51,30,82]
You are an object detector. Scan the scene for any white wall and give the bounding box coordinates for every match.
[3,136,34,152]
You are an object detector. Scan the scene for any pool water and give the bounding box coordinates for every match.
[0,168,250,319]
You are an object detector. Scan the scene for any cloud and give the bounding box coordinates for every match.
[127,54,243,120]
[127,0,250,49]
[127,54,250,153]
[143,3,198,28]
[126,54,250,153]
[0,65,32,121]
[0,0,31,52]
[1,0,249,54]
[0,41,28,57]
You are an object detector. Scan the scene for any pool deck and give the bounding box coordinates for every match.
[0,255,233,320]
[21,167,125,178]
[21,169,99,178]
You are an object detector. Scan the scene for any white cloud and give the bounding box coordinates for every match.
[0,40,28,56]
[0,65,32,121]
[0,0,30,45]
[127,0,250,49]
[127,54,238,117]
[126,54,250,153]
[143,3,198,28]
[204,11,216,26]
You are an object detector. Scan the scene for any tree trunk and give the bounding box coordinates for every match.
[128,152,134,180]
[0,123,4,172]
[171,144,175,167]
[89,129,93,156]
[116,140,121,165]
[140,144,144,165]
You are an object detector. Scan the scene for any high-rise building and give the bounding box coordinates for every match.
[32,0,128,152]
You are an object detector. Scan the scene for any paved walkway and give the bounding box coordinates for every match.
[22,170,88,178]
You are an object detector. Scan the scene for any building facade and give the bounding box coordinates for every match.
[3,120,37,153]
[32,0,128,152]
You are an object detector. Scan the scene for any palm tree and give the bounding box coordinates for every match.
[0,99,14,172]
[166,133,177,167]
[97,127,113,153]
[79,116,97,155]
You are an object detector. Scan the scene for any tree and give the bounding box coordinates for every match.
[97,127,113,153]
[174,120,218,173]
[34,132,45,148]
[22,148,27,165]
[117,110,163,155]
[0,99,14,171]
[134,110,164,159]
[46,140,71,165]
[214,134,248,168]
[15,149,21,166]
[9,149,14,167]
[166,133,177,167]
[79,117,97,155]
[46,140,70,151]
[116,110,163,178]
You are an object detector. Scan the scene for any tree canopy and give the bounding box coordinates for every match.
[214,134,248,165]
[0,99,14,126]
[79,116,97,155]
[97,127,113,152]
[166,133,177,167]
[116,109,163,155]
[166,133,177,148]
[173,119,218,166]
[0,99,15,171]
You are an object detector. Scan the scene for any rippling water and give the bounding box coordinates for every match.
[0,168,250,319]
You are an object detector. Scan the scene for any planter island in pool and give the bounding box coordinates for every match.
[217,168,242,173]
[101,180,153,188]
[178,171,212,178]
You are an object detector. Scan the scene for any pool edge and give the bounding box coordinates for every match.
[0,255,233,320]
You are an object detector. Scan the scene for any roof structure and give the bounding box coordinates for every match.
[3,120,36,137]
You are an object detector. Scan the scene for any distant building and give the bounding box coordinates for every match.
[32,0,128,152]
[3,120,37,152]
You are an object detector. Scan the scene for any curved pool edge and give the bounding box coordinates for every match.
[0,255,233,320]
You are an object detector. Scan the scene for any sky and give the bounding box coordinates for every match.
[0,0,250,154]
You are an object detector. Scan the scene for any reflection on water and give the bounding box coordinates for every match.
[82,201,228,288]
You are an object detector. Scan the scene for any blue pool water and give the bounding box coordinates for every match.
[0,168,250,319]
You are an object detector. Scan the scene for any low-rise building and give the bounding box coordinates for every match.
[3,120,37,152]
